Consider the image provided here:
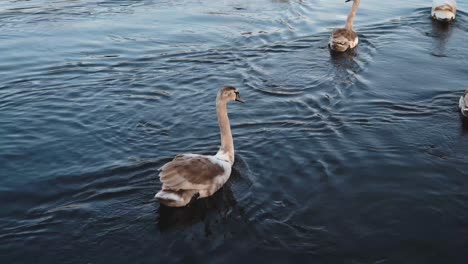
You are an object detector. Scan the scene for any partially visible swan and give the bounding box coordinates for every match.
[329,0,360,52]
[155,86,244,207]
[432,0,457,22]
[459,89,468,118]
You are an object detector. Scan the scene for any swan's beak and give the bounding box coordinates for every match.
[235,92,245,103]
[345,0,352,2]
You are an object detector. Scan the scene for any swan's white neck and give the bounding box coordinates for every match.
[345,0,360,31]
[215,98,234,165]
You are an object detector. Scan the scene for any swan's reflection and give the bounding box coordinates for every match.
[430,19,453,56]
[329,47,357,65]
[460,115,468,134]
[329,46,361,84]
[157,183,237,232]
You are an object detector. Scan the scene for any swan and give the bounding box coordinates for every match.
[459,89,468,118]
[432,0,457,22]
[155,86,244,207]
[329,0,360,52]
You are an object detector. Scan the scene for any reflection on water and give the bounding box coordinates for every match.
[1,0,468,263]
[329,48,359,72]
[431,19,454,56]
[157,183,238,232]
[460,115,468,133]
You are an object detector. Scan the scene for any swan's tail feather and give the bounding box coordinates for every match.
[155,190,198,207]
[155,190,182,202]
[433,10,455,21]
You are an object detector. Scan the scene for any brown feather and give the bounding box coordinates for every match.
[159,155,225,188]
[434,4,456,13]
[332,28,357,43]
[464,91,468,108]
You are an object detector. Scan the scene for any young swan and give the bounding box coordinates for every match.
[329,0,361,52]
[155,86,244,207]
[432,0,457,22]
[459,89,468,118]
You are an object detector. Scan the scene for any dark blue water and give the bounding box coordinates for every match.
[1,0,468,263]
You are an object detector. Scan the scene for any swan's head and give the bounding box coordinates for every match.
[218,86,244,103]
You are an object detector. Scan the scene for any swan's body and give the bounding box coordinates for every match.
[155,86,244,207]
[459,90,468,118]
[329,0,360,52]
[432,0,456,22]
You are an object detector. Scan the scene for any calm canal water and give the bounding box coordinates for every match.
[1,0,468,263]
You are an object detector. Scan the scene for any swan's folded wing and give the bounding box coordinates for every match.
[434,4,456,12]
[464,91,468,108]
[333,28,357,42]
[432,2,456,20]
[159,154,226,190]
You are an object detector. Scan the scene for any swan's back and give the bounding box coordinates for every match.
[155,154,232,207]
[159,154,230,190]
[432,0,457,21]
[330,28,359,51]
[332,28,358,42]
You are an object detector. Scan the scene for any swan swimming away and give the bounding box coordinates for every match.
[155,86,244,207]
[459,89,468,118]
[329,0,360,52]
[432,0,457,22]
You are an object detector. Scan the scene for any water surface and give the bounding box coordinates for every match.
[1,0,468,263]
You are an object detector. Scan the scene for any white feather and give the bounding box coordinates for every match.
[155,191,182,202]
[460,95,468,117]
[433,10,455,20]
[351,36,359,49]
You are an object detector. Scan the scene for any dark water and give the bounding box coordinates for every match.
[1,0,468,263]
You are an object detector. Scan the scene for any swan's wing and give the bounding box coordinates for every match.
[432,2,456,19]
[332,28,357,42]
[464,91,468,108]
[434,3,456,12]
[159,154,228,190]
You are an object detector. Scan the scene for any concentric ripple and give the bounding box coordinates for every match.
[1,1,468,263]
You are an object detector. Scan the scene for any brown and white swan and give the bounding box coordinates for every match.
[155,86,244,207]
[329,0,360,52]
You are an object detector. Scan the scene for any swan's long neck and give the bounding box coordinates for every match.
[345,0,360,31]
[216,97,234,165]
